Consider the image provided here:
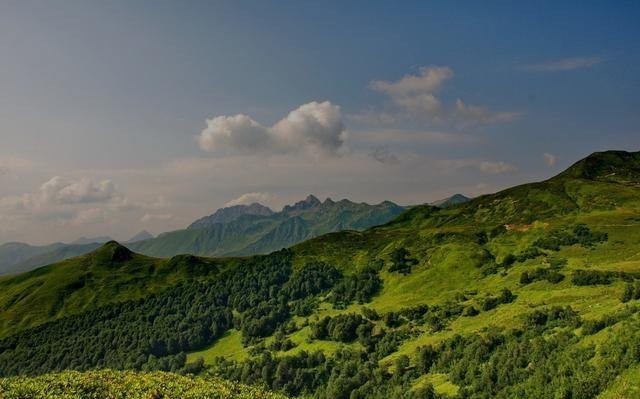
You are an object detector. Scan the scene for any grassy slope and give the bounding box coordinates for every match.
[0,242,236,337]
[0,369,287,399]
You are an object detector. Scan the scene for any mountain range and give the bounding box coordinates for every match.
[1,151,640,398]
[0,196,404,274]
[127,195,405,258]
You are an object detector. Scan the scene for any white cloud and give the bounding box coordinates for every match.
[521,57,602,72]
[479,161,517,174]
[198,101,346,157]
[198,114,271,154]
[361,66,519,126]
[370,66,453,97]
[224,192,276,207]
[543,152,557,166]
[39,176,119,205]
[0,176,131,229]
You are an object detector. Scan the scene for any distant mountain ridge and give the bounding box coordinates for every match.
[0,195,405,274]
[125,230,154,243]
[70,236,113,245]
[188,203,274,229]
[129,195,405,258]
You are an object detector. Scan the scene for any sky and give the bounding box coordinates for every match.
[0,0,639,244]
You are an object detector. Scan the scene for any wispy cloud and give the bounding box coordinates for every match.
[521,57,602,72]
[356,66,520,127]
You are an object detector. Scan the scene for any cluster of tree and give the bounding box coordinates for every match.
[621,281,640,302]
[520,267,565,285]
[329,267,381,306]
[211,335,440,399]
[311,314,373,343]
[533,224,608,251]
[280,262,342,301]
[571,269,618,286]
[501,247,544,268]
[388,247,418,275]
[268,330,296,352]
[572,269,640,287]
[524,305,580,329]
[480,288,516,311]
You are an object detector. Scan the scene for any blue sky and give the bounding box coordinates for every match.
[0,1,638,243]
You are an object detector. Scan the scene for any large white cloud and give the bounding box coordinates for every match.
[198,101,346,157]
[197,114,271,154]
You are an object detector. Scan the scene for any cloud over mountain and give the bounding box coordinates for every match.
[198,101,346,157]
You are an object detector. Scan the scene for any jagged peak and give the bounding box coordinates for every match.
[303,194,321,206]
[282,194,322,213]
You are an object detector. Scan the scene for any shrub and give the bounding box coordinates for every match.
[388,247,419,275]
[571,270,615,286]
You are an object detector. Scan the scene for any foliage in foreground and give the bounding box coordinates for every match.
[0,369,287,399]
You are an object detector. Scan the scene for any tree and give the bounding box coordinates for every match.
[621,283,634,303]
[389,247,418,275]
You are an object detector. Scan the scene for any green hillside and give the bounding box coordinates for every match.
[0,241,233,337]
[1,150,640,398]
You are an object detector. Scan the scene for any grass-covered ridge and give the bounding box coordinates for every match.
[0,369,287,399]
[1,150,640,398]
